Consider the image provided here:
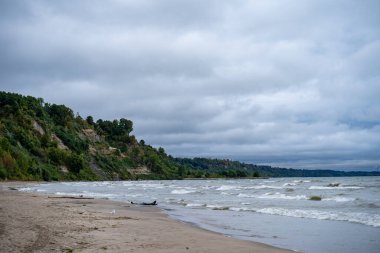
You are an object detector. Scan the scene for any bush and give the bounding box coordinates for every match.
[0,165,7,179]
[40,165,59,181]
[47,147,68,164]
[55,127,88,152]
[67,153,85,173]
[0,137,11,151]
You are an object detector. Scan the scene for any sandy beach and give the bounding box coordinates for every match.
[0,182,293,253]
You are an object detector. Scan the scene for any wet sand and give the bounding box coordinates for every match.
[0,182,293,253]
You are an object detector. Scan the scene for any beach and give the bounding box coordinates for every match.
[0,182,292,253]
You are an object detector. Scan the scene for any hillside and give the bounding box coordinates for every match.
[0,91,184,180]
[1,91,379,181]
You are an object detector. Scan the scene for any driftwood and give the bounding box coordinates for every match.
[48,196,94,200]
[131,200,157,206]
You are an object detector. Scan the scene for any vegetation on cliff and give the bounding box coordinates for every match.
[0,91,183,180]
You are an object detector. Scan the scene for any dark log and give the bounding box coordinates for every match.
[48,196,94,199]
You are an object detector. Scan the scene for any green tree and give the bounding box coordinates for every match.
[86,116,94,126]
[46,104,74,126]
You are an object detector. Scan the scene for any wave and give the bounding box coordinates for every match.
[230,207,254,212]
[245,185,283,190]
[256,207,380,227]
[216,185,240,191]
[282,180,311,187]
[55,192,80,196]
[55,191,118,198]
[186,203,206,208]
[205,204,230,210]
[138,183,165,189]
[237,192,308,200]
[237,193,256,198]
[309,186,364,190]
[221,192,235,196]
[216,184,285,191]
[18,187,33,192]
[323,197,356,202]
[283,183,297,187]
[257,193,307,200]
[171,189,196,194]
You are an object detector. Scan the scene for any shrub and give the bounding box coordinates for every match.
[55,127,89,152]
[0,165,7,179]
[67,153,85,173]
[47,147,69,164]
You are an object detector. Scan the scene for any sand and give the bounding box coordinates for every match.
[0,182,293,253]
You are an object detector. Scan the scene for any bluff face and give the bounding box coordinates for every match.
[0,91,182,181]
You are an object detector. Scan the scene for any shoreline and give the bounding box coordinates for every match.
[0,181,294,253]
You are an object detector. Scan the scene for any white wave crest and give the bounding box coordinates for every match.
[258,192,307,200]
[246,185,283,190]
[216,185,240,191]
[55,192,78,196]
[256,207,380,227]
[309,186,364,190]
[237,193,256,198]
[283,183,297,187]
[230,207,254,212]
[323,197,356,202]
[206,204,230,210]
[186,203,205,207]
[18,187,32,192]
[171,189,196,194]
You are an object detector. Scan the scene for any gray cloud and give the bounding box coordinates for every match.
[1,0,379,170]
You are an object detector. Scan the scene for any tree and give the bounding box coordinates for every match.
[119,118,133,134]
[158,147,166,155]
[86,116,94,125]
[45,104,74,126]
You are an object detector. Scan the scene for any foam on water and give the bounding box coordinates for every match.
[257,192,307,200]
[256,207,380,227]
[18,187,32,192]
[246,185,283,189]
[229,207,253,212]
[323,196,356,202]
[237,193,256,198]
[171,189,196,194]
[186,203,205,208]
[216,185,240,191]
[309,186,364,190]
[206,204,230,210]
[55,192,78,196]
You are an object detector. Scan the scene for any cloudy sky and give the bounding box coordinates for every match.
[1,0,379,171]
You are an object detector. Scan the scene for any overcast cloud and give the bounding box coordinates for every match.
[1,0,379,170]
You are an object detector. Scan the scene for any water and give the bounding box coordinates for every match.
[20,177,380,253]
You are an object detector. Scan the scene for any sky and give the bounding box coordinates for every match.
[0,0,379,171]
